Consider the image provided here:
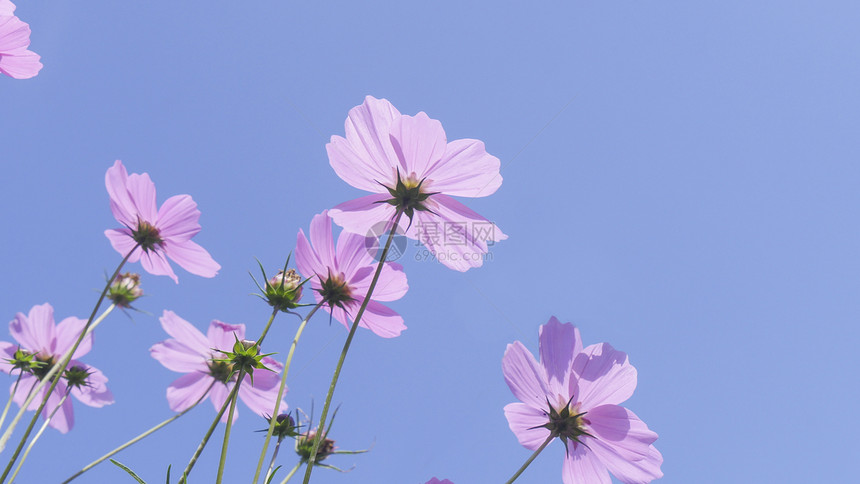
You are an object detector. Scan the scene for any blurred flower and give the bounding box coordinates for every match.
[104,160,220,283]
[0,0,42,79]
[0,303,113,433]
[149,310,286,421]
[296,428,336,464]
[502,317,663,483]
[327,95,507,271]
[296,210,408,338]
[107,272,143,308]
[425,479,454,484]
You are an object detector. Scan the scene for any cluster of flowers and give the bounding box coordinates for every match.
[2,5,663,481]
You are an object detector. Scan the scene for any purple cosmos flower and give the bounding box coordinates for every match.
[327,96,507,272]
[296,210,408,338]
[0,0,42,79]
[150,311,286,421]
[425,479,454,484]
[0,303,113,433]
[104,160,220,283]
[502,317,663,483]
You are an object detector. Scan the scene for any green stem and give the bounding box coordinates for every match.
[9,387,72,482]
[264,438,283,483]
[252,303,323,484]
[0,244,135,479]
[504,434,554,484]
[256,307,281,348]
[178,375,243,484]
[61,381,216,484]
[0,372,24,434]
[279,461,302,484]
[214,370,246,484]
[300,210,403,484]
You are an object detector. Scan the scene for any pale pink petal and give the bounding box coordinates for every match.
[351,261,408,302]
[586,405,656,462]
[53,316,92,359]
[12,375,39,409]
[164,239,220,278]
[409,195,507,272]
[206,320,245,354]
[0,46,41,79]
[125,173,158,223]
[563,446,612,484]
[238,357,287,417]
[503,402,550,450]
[328,96,402,192]
[43,380,74,434]
[424,139,502,197]
[151,340,208,373]
[139,248,178,283]
[328,194,397,238]
[388,112,447,177]
[105,161,137,228]
[0,1,16,16]
[424,479,454,484]
[69,362,113,408]
[334,230,375,279]
[309,211,336,269]
[539,317,581,395]
[158,311,209,354]
[209,383,233,422]
[572,343,637,409]
[352,299,405,338]
[0,341,17,374]
[502,341,551,409]
[326,304,352,331]
[104,228,142,262]
[166,372,213,412]
[296,228,327,281]
[156,194,201,242]
[589,440,663,483]
[9,303,54,354]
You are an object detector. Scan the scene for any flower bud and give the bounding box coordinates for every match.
[265,268,303,311]
[108,272,143,308]
[296,429,336,463]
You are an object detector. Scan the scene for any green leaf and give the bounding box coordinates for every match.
[264,465,282,484]
[110,459,147,484]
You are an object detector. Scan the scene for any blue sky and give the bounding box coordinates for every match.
[2,1,860,482]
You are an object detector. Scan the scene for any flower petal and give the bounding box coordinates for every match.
[209,383,233,422]
[0,1,16,16]
[69,362,113,408]
[328,194,397,239]
[139,248,179,283]
[158,311,209,355]
[502,341,550,410]
[539,317,581,395]
[206,320,245,354]
[166,372,213,413]
[589,435,663,483]
[104,228,142,262]
[105,161,137,227]
[54,316,92,360]
[503,402,551,450]
[586,405,657,462]
[352,299,405,338]
[424,138,502,197]
[563,446,612,484]
[572,343,637,409]
[9,303,54,355]
[238,357,287,417]
[0,45,41,79]
[165,239,220,279]
[125,172,158,223]
[151,339,208,373]
[156,194,202,242]
[0,341,17,374]
[0,16,41,79]
[352,260,408,302]
[296,228,326,281]
[328,96,402,192]
[388,112,447,177]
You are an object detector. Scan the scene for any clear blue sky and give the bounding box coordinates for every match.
[2,1,860,482]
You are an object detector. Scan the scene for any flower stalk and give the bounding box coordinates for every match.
[504,433,554,484]
[300,210,403,484]
[9,388,72,483]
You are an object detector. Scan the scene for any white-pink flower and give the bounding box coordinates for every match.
[296,210,408,338]
[104,160,220,283]
[327,96,507,272]
[0,0,42,79]
[0,303,113,433]
[150,311,286,421]
[503,317,663,483]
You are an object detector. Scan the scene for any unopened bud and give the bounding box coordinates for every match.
[108,272,143,308]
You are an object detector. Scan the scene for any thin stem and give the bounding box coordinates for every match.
[178,377,243,484]
[279,461,302,484]
[256,307,281,348]
[0,244,136,477]
[10,387,72,482]
[252,303,323,484]
[0,372,24,434]
[214,371,246,484]
[301,210,403,484]
[61,381,216,484]
[504,434,555,484]
[264,438,283,483]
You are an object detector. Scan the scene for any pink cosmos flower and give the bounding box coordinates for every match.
[503,317,663,483]
[150,311,286,421]
[296,210,408,338]
[327,96,507,272]
[104,160,220,284]
[0,303,113,433]
[0,0,42,79]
